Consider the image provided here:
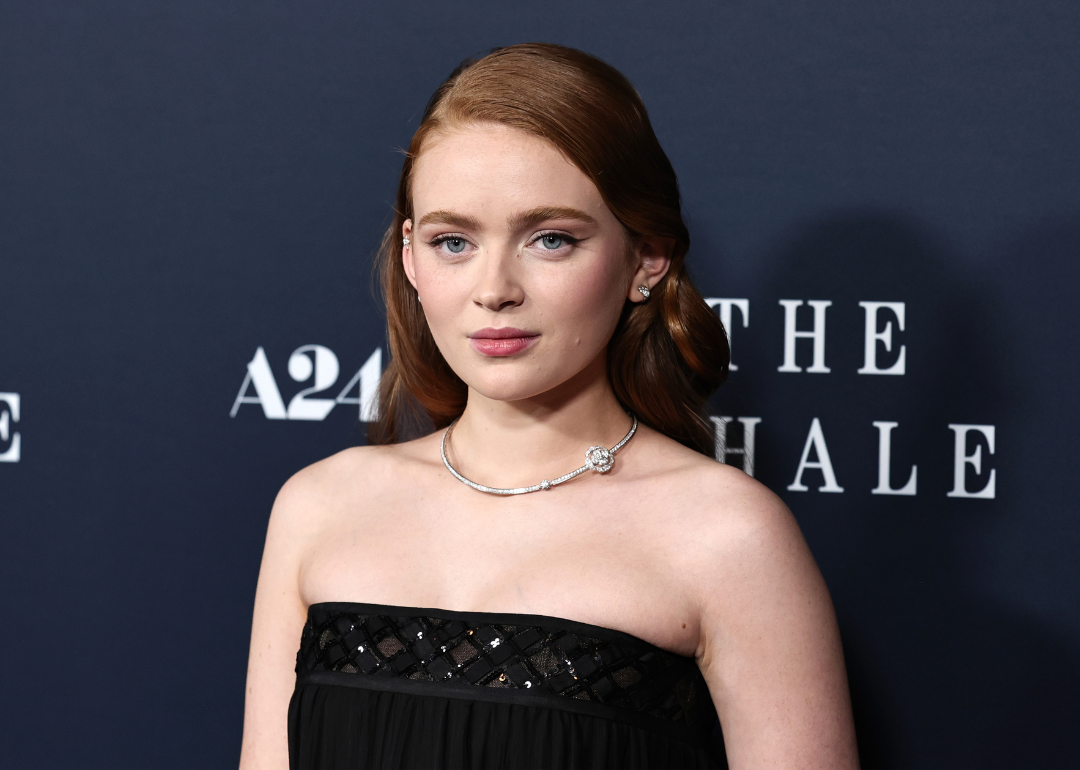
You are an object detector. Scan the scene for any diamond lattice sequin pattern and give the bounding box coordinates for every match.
[296,607,711,725]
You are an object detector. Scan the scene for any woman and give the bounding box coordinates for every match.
[241,43,858,769]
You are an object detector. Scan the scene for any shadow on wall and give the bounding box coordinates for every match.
[712,213,1080,769]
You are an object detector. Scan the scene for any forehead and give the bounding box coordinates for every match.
[410,123,609,221]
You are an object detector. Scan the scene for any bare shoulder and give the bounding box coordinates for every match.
[634,428,822,637]
[270,437,437,530]
[636,428,801,566]
[692,461,802,566]
[242,441,428,770]
[265,436,447,587]
[639,432,857,767]
[675,454,818,617]
[277,442,399,500]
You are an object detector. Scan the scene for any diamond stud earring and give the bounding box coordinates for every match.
[637,285,651,300]
[402,236,410,247]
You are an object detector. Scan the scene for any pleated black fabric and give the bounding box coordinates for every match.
[288,603,727,769]
[289,683,725,768]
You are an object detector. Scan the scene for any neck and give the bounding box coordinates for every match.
[447,354,634,489]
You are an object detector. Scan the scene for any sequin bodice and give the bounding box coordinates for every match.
[295,602,721,740]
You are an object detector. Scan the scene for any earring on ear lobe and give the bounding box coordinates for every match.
[403,236,410,247]
[637,285,651,300]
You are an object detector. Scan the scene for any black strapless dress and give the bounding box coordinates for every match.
[288,602,726,769]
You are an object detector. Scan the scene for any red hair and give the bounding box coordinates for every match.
[369,43,729,455]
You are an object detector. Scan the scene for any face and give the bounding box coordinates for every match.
[402,123,669,404]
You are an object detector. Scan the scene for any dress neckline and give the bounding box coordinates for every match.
[308,600,689,658]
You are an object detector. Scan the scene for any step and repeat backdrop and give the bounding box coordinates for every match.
[2,2,1078,767]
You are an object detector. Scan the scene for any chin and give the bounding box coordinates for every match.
[463,367,565,403]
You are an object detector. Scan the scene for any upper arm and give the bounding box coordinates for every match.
[694,472,859,769]
[239,467,322,770]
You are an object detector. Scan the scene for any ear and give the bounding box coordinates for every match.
[627,235,674,302]
[401,219,418,290]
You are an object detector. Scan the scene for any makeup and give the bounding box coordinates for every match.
[468,327,539,356]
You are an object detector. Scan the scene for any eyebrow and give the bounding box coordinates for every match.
[414,206,598,232]
[508,206,598,231]
[415,210,483,230]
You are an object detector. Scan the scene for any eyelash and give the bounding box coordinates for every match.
[428,234,469,248]
[530,230,580,249]
[427,231,581,251]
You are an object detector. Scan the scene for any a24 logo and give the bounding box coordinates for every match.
[230,346,381,421]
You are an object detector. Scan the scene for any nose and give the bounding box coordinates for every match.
[473,246,525,312]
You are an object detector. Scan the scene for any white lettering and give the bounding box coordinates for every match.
[858,302,906,375]
[947,424,996,498]
[788,417,844,492]
[336,348,382,422]
[710,415,761,476]
[231,346,382,422]
[778,300,831,373]
[0,392,21,463]
[705,298,749,371]
[871,421,917,495]
[229,347,287,419]
[286,344,340,421]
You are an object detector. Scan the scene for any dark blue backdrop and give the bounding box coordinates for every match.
[2,2,1078,767]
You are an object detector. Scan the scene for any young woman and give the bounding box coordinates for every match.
[241,44,858,769]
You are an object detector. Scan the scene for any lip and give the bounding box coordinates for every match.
[468,327,539,356]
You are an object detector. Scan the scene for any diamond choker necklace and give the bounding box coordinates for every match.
[440,415,639,496]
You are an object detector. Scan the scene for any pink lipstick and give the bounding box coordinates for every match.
[468,327,539,356]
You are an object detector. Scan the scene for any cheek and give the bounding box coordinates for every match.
[539,253,629,343]
[413,257,458,296]
[413,265,469,341]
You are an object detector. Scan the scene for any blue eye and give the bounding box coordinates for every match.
[539,234,564,250]
[444,238,466,254]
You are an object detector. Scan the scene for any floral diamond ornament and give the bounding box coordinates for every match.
[585,445,616,473]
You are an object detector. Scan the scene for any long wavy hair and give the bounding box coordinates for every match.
[369,43,729,455]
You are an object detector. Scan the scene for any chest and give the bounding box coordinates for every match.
[299,477,701,655]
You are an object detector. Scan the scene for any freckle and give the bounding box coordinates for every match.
[681,623,686,628]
